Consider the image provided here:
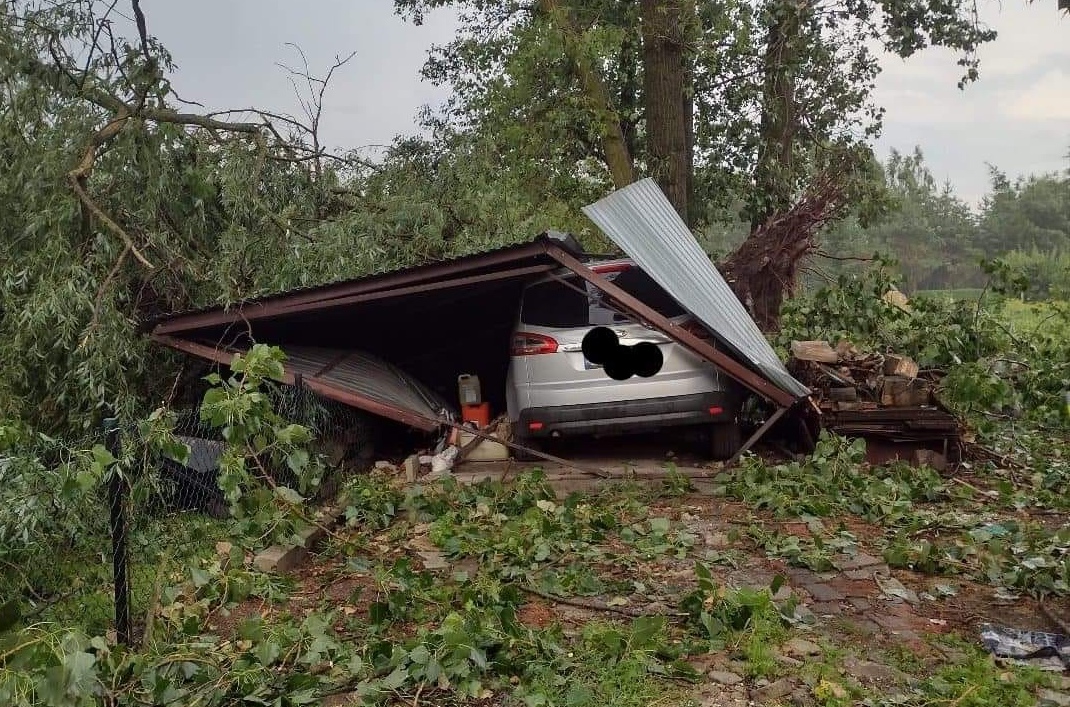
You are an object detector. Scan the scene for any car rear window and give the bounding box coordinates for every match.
[520,266,686,327]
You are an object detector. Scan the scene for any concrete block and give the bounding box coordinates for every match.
[253,544,309,574]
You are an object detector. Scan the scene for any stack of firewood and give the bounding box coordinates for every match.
[788,340,935,410]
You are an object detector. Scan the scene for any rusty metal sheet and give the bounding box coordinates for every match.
[283,346,455,422]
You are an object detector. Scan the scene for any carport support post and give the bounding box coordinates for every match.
[726,405,790,466]
[104,414,131,646]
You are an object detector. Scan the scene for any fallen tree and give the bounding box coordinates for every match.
[719,155,857,332]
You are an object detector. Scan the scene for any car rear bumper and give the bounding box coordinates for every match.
[516,391,735,438]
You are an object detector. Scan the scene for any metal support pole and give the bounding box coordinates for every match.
[105,415,131,646]
[727,406,790,467]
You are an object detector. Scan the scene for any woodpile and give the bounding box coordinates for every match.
[787,340,936,411]
[788,340,964,468]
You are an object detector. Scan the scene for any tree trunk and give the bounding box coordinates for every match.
[539,0,635,188]
[640,0,695,225]
[750,0,802,233]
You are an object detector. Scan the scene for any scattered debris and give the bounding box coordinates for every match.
[787,340,964,465]
[980,624,1070,671]
[1039,688,1070,707]
[416,551,450,571]
[788,342,934,408]
[429,445,459,477]
[402,455,420,483]
[876,575,920,605]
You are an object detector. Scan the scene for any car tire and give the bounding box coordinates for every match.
[709,422,742,461]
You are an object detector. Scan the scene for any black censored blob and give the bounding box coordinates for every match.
[631,342,664,378]
[582,328,664,381]
[581,326,620,365]
[603,352,635,381]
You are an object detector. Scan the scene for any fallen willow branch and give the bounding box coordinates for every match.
[520,585,688,619]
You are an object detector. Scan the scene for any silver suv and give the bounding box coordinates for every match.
[505,258,743,460]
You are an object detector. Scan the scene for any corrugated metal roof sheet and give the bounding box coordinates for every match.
[282,346,455,422]
[581,179,810,399]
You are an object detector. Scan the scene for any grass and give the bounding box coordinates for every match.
[1001,298,1069,335]
[914,288,985,302]
[908,641,1056,707]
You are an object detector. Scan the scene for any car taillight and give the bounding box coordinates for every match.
[511,332,559,356]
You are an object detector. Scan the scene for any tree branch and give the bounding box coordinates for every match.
[67,111,157,269]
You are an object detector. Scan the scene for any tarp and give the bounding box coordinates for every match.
[582,178,810,400]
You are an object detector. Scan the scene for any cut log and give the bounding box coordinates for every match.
[883,354,919,380]
[880,376,932,407]
[835,340,858,360]
[791,340,838,363]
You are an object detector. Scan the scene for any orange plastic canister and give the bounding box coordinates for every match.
[461,402,491,428]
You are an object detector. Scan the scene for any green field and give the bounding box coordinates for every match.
[913,288,985,302]
[1000,298,1070,335]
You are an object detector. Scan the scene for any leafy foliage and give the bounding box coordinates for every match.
[717,433,948,524]
[198,345,326,545]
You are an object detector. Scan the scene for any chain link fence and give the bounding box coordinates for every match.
[1,383,388,645]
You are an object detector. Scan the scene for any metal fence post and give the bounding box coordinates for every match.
[104,414,131,646]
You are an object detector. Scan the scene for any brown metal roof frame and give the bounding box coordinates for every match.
[150,238,560,335]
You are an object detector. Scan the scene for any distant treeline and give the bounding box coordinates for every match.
[820,148,1070,297]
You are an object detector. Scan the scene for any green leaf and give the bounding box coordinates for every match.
[254,640,281,666]
[286,449,310,474]
[629,615,665,650]
[274,486,305,505]
[649,517,671,534]
[190,567,211,588]
[64,650,98,694]
[380,665,409,691]
[409,644,430,665]
[468,647,488,670]
[90,444,116,472]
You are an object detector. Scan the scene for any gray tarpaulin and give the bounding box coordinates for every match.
[582,178,810,400]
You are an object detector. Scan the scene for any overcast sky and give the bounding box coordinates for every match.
[145,1,1068,206]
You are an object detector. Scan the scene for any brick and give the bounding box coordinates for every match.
[835,553,882,571]
[806,583,845,602]
[829,577,875,598]
[848,598,872,612]
[811,601,843,616]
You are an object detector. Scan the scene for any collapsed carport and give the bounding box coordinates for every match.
[147,180,814,460]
